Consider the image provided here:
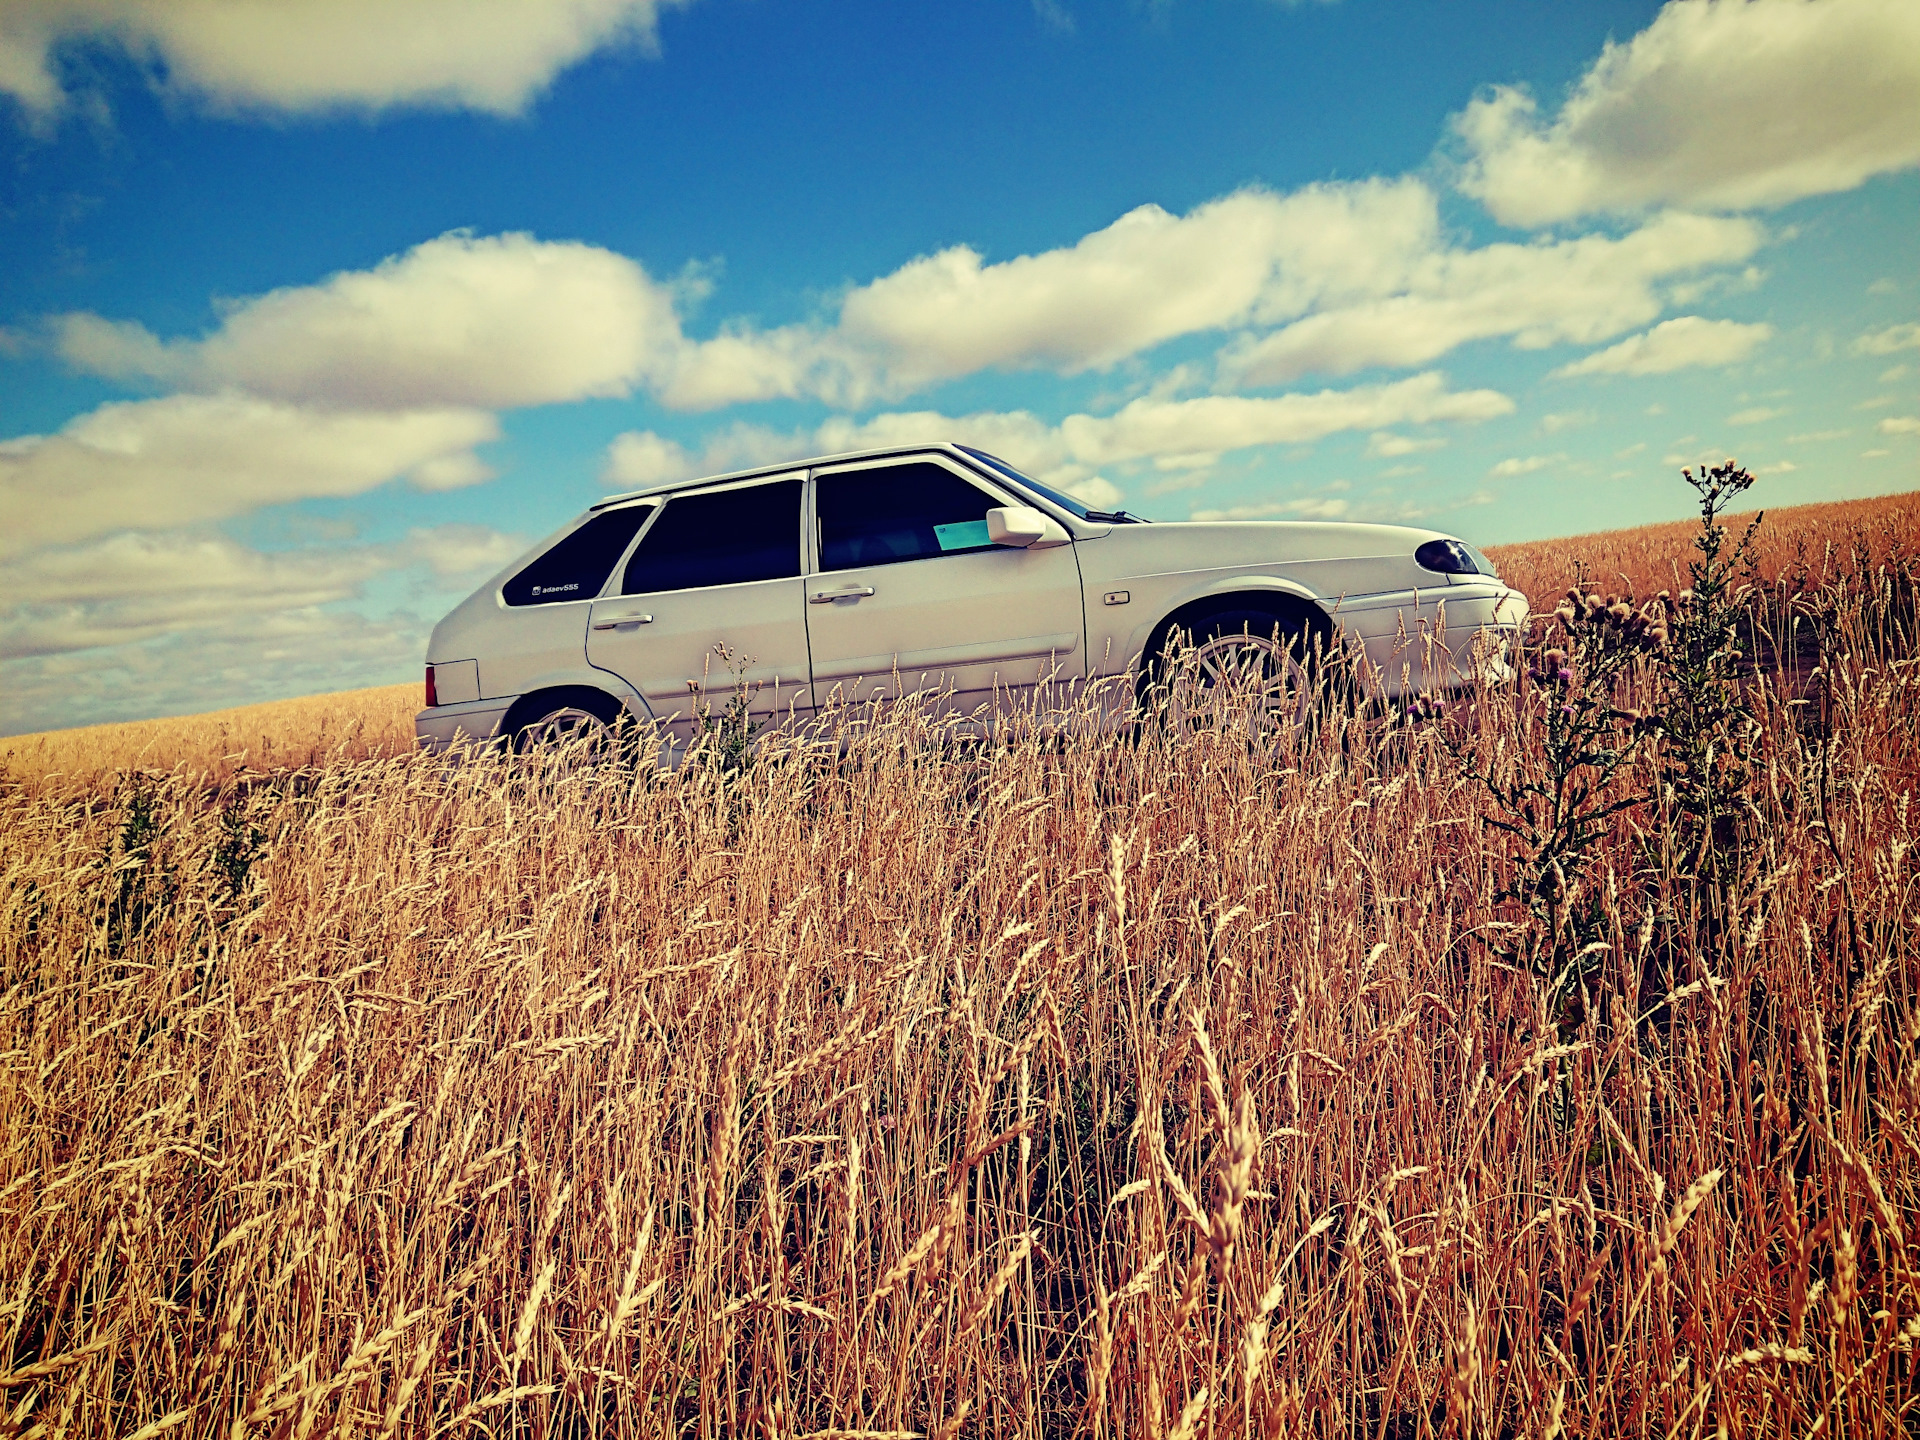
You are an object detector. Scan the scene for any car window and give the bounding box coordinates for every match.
[621,480,802,593]
[503,505,653,606]
[816,462,1001,571]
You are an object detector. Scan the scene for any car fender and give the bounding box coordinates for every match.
[1112,572,1330,670]
[510,666,657,726]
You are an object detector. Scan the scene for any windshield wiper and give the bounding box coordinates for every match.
[1082,509,1144,523]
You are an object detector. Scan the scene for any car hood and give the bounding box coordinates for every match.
[1082,518,1496,595]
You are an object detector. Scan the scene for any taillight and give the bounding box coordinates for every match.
[425,665,438,708]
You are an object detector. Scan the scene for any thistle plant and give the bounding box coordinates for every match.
[1651,459,1763,893]
[1465,579,1670,987]
[691,642,763,779]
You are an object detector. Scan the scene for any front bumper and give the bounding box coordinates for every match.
[414,696,515,753]
[1329,582,1530,699]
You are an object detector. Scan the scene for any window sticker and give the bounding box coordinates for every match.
[932,519,991,551]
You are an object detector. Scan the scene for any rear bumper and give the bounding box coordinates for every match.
[414,697,515,753]
[1329,582,1530,698]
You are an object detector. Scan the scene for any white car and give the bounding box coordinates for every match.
[415,442,1529,752]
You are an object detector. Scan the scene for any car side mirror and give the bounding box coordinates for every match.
[986,506,1049,547]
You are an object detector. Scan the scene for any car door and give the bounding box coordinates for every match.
[805,455,1086,718]
[586,474,810,738]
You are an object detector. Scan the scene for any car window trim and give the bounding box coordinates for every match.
[804,453,1020,575]
[616,470,809,597]
[496,501,658,610]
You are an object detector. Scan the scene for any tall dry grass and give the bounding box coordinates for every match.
[2,539,1916,1437]
[1486,490,1920,612]
[0,683,418,788]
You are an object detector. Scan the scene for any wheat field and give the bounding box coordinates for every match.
[1,495,1916,1438]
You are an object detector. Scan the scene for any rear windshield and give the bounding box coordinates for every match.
[502,505,652,606]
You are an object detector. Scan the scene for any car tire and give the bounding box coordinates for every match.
[508,687,630,759]
[1147,604,1331,738]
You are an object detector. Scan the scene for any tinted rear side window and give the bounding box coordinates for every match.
[503,505,653,606]
[622,481,803,593]
[816,462,998,570]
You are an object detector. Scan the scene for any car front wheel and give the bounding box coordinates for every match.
[1153,607,1323,738]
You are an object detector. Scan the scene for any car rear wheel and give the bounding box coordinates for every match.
[510,688,628,760]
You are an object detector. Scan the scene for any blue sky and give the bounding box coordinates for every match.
[2,0,1916,734]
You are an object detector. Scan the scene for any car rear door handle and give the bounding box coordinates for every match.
[592,613,653,630]
[809,585,876,603]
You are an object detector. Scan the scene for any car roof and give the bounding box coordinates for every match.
[592,441,981,509]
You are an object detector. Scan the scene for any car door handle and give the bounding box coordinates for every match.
[592,613,653,630]
[809,585,876,603]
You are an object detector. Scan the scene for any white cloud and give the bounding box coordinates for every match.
[1454,0,1920,226]
[0,522,518,695]
[1853,322,1920,356]
[2,606,429,736]
[54,232,683,410]
[0,530,391,659]
[606,371,1514,497]
[1727,406,1784,425]
[42,194,1768,423]
[1879,416,1920,436]
[0,521,517,671]
[1551,316,1772,378]
[1189,497,1352,522]
[0,393,497,557]
[659,180,1443,409]
[1215,212,1763,387]
[1539,410,1596,434]
[1366,431,1446,457]
[407,524,525,579]
[0,0,689,118]
[1488,454,1564,478]
[1785,429,1850,444]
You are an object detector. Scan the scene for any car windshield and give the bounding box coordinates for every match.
[956,445,1148,523]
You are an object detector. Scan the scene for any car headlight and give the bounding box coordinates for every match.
[1416,538,1480,575]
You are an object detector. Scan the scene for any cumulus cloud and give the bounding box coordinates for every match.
[1215,212,1763,387]
[659,180,1443,409]
[1539,410,1596,434]
[1550,316,1773,379]
[49,195,1767,420]
[0,393,498,557]
[2,606,430,736]
[1454,0,1920,226]
[0,522,518,669]
[1189,497,1352,522]
[0,531,392,660]
[663,190,1766,403]
[0,0,688,118]
[1366,432,1447,458]
[54,232,683,410]
[1880,416,1920,436]
[1853,322,1920,356]
[606,371,1513,499]
[1727,406,1784,425]
[1487,454,1564,478]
